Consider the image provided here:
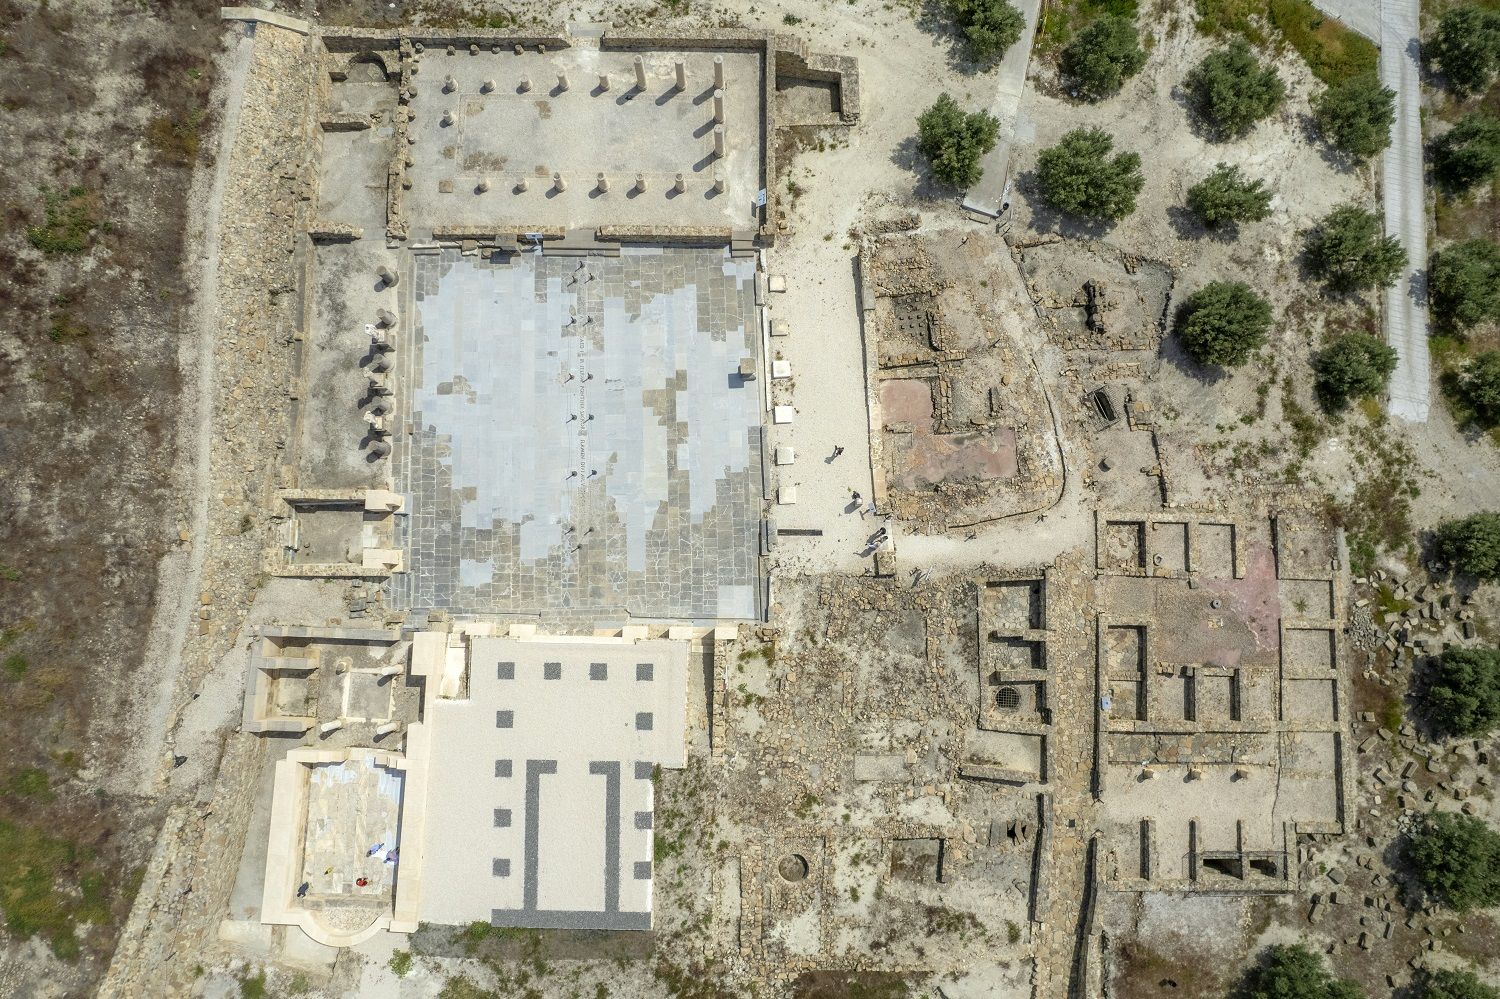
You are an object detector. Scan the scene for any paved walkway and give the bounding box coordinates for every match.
[962,0,1044,217]
[1312,0,1429,422]
[1378,0,1430,422]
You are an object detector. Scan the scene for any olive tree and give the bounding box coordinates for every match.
[1240,943,1365,999]
[1423,645,1500,739]
[1035,127,1144,222]
[1186,163,1272,230]
[1430,240,1500,333]
[950,0,1025,63]
[1174,281,1272,368]
[1434,111,1500,191]
[917,93,1000,188]
[1430,4,1500,96]
[1457,351,1500,428]
[1059,16,1146,99]
[1314,74,1396,161]
[1407,811,1500,911]
[1185,40,1286,140]
[1312,333,1397,412]
[1435,511,1500,579]
[1304,204,1405,292]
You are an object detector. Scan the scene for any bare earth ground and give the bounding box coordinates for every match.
[0,0,221,994]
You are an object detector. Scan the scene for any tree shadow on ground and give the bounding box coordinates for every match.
[890,134,967,202]
[914,0,1006,78]
[1165,204,1244,244]
[1011,169,1117,241]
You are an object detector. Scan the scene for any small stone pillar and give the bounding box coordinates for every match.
[635,173,647,193]
[713,89,725,123]
[633,55,647,90]
[553,171,567,192]
[513,43,524,55]
[481,79,496,93]
[1187,765,1204,781]
[369,439,392,458]
[517,175,529,192]
[378,662,403,678]
[376,306,396,324]
[441,110,454,127]
[539,44,547,55]
[557,73,569,92]
[477,177,491,193]
[443,74,457,92]
[519,76,532,93]
[713,55,724,87]
[375,721,401,737]
[597,172,609,193]
[376,268,397,289]
[713,173,726,193]
[674,60,686,91]
[674,172,686,194]
[713,125,725,158]
[469,43,479,55]
[319,720,343,735]
[598,72,610,91]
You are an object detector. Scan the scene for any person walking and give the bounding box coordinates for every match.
[831,445,844,459]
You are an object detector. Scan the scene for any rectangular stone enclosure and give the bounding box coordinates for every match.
[393,247,764,620]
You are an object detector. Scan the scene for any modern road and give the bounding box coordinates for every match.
[1378,0,1430,422]
[1309,0,1430,421]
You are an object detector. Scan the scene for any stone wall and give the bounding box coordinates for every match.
[100,20,318,997]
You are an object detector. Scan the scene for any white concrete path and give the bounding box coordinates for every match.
[1312,0,1430,422]
[962,0,1043,217]
[1378,0,1430,422]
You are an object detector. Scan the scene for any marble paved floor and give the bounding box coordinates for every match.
[394,247,764,620]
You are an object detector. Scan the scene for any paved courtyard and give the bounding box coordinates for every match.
[394,247,765,620]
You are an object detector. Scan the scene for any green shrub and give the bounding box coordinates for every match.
[1186,162,1272,229]
[1424,645,1500,739]
[1175,281,1272,367]
[916,93,1000,188]
[25,186,101,255]
[950,0,1026,63]
[1035,126,1144,221]
[1456,351,1500,428]
[1435,511,1500,580]
[1240,942,1365,999]
[6,768,52,801]
[1267,0,1378,85]
[1185,39,1286,139]
[1420,967,1500,999]
[1430,240,1500,333]
[1312,333,1397,412]
[1434,111,1500,192]
[1304,204,1405,293]
[1059,15,1146,99]
[390,949,414,977]
[1407,811,1500,911]
[1430,4,1500,96]
[0,820,117,960]
[1314,73,1394,160]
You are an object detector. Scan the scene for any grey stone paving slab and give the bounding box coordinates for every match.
[394,247,763,619]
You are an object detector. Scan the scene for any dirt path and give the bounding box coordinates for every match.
[114,27,253,800]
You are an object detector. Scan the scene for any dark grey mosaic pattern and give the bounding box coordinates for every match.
[394,248,763,620]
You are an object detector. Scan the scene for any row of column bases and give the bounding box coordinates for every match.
[439,53,731,197]
[438,53,726,96]
[478,170,727,196]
